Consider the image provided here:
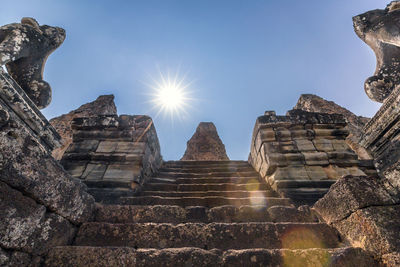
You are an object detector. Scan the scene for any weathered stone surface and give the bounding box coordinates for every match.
[0,68,62,153]
[268,205,319,223]
[294,94,371,159]
[334,205,400,256]
[250,109,377,205]
[353,2,400,102]
[382,252,400,267]
[181,122,229,161]
[0,18,65,109]
[0,181,76,255]
[75,222,339,250]
[360,84,400,184]
[0,82,95,225]
[61,114,162,190]
[45,247,222,267]
[50,95,117,160]
[314,175,398,224]
[0,248,40,267]
[222,247,377,267]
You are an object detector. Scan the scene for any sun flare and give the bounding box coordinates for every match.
[147,70,193,119]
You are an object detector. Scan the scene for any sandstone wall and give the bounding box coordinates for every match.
[294,94,372,160]
[248,109,376,205]
[61,114,162,189]
[50,95,117,160]
[0,68,95,266]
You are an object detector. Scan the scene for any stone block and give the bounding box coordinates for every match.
[314,176,398,224]
[65,140,99,153]
[305,166,328,180]
[275,128,291,141]
[63,163,87,178]
[302,152,329,166]
[294,139,316,152]
[268,166,309,182]
[327,151,358,166]
[290,129,313,139]
[96,141,118,153]
[314,128,348,139]
[0,181,76,255]
[81,164,107,181]
[346,167,366,177]
[283,153,305,165]
[322,165,350,180]
[103,164,141,182]
[115,141,146,154]
[313,139,334,152]
[334,205,400,256]
[255,128,275,149]
[331,139,350,151]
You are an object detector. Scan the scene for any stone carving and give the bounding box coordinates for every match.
[181,122,229,161]
[0,17,65,109]
[353,1,400,102]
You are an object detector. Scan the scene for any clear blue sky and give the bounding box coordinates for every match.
[1,0,383,160]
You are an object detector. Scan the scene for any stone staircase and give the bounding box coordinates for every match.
[45,161,376,266]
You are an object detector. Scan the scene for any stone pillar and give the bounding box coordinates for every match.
[249,109,376,205]
[61,114,162,190]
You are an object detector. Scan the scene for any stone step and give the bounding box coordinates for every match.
[150,176,263,184]
[139,190,277,198]
[278,188,330,206]
[74,222,341,250]
[156,171,257,178]
[94,204,318,224]
[45,246,377,267]
[117,196,291,207]
[272,180,336,189]
[143,182,270,192]
[162,160,250,168]
[158,166,255,173]
[84,180,133,189]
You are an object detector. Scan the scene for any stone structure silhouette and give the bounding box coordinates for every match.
[0,17,65,109]
[353,1,400,102]
[181,122,229,161]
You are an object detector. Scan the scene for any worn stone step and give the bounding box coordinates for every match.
[272,180,336,189]
[139,190,277,198]
[156,171,257,178]
[88,188,136,200]
[174,177,262,184]
[158,166,255,173]
[95,204,319,224]
[45,246,377,267]
[162,160,250,168]
[117,196,291,207]
[149,176,262,184]
[45,246,221,267]
[84,180,133,189]
[74,222,341,250]
[143,182,270,192]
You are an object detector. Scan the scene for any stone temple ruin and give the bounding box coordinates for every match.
[1,2,400,266]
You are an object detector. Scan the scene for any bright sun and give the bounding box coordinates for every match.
[148,70,193,119]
